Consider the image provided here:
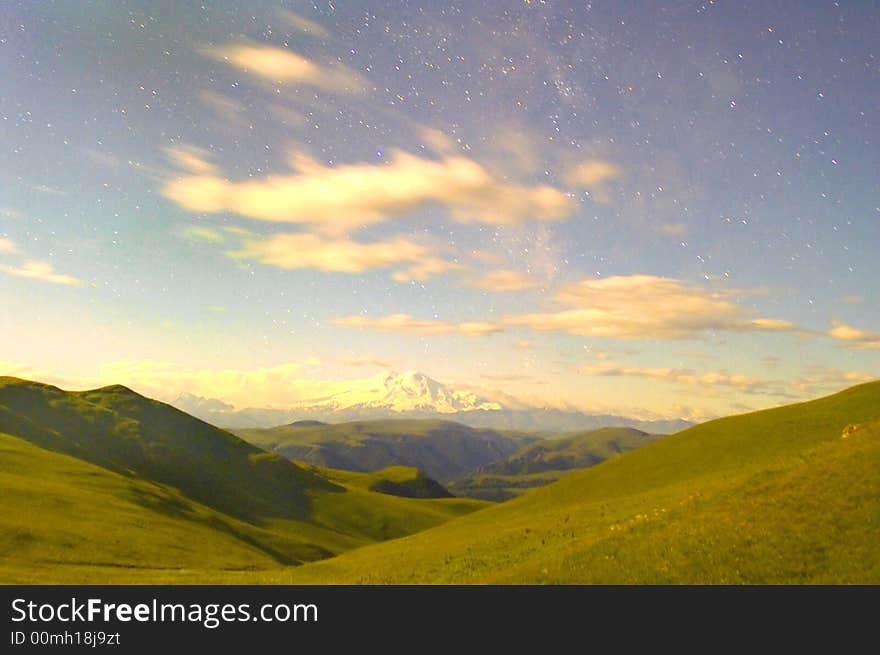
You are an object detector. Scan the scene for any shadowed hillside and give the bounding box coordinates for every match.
[0,377,486,582]
[235,419,536,481]
[449,427,660,500]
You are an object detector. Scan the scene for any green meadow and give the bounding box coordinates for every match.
[0,376,877,583]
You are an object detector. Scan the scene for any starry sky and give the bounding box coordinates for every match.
[1,0,878,420]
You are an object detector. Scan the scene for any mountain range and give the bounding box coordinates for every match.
[172,369,693,433]
[3,374,877,583]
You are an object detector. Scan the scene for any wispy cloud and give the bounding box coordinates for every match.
[165,145,218,174]
[340,357,396,369]
[234,231,458,281]
[331,313,501,336]
[505,275,799,339]
[563,159,621,203]
[205,41,368,94]
[828,321,880,350]
[790,366,876,394]
[579,363,782,396]
[276,9,331,39]
[162,150,573,233]
[0,238,18,254]
[462,269,541,292]
[0,260,81,286]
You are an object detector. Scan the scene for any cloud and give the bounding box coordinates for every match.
[0,238,17,254]
[463,269,541,292]
[97,360,321,408]
[840,295,864,305]
[276,9,330,39]
[658,222,687,236]
[828,321,880,350]
[30,184,67,196]
[790,366,877,395]
[564,160,621,187]
[331,313,502,336]
[179,225,226,243]
[165,145,218,174]
[563,159,621,203]
[0,260,80,286]
[579,363,779,395]
[234,231,457,280]
[418,127,458,155]
[505,275,800,339]
[161,150,573,232]
[340,357,396,369]
[205,42,367,94]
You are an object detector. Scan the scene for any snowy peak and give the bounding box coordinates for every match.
[303,370,502,414]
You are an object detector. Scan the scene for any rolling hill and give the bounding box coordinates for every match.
[238,379,880,584]
[234,419,536,482]
[449,427,660,500]
[0,377,485,583]
[3,376,878,583]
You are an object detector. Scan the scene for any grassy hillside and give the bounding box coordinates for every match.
[450,427,659,500]
[228,380,880,584]
[317,465,454,499]
[0,378,486,583]
[235,419,535,481]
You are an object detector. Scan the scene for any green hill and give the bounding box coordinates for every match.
[241,380,880,584]
[450,427,660,500]
[0,377,485,583]
[235,419,535,482]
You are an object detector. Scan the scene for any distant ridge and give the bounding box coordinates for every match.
[171,369,693,433]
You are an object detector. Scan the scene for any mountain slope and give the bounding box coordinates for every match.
[449,427,660,500]
[235,419,535,482]
[250,380,880,584]
[0,377,486,582]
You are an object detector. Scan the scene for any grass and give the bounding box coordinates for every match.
[221,380,880,584]
[0,378,486,583]
[2,376,878,583]
[449,427,660,500]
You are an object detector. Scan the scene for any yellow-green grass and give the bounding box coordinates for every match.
[219,381,880,584]
[0,431,485,583]
[3,378,878,583]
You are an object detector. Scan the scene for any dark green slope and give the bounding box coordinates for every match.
[235,419,535,481]
[0,377,487,582]
[0,377,329,520]
[450,427,660,500]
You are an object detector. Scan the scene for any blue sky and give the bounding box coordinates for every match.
[1,1,878,419]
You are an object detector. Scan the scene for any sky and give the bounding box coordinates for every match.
[1,0,878,420]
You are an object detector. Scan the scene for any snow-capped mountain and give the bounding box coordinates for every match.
[292,370,502,414]
[170,369,693,433]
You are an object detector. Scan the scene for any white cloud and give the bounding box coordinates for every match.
[579,363,779,395]
[505,275,800,339]
[275,9,331,39]
[0,260,80,286]
[462,269,541,292]
[330,313,502,336]
[162,150,573,233]
[828,321,880,350]
[234,232,458,281]
[165,145,218,174]
[205,41,367,94]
